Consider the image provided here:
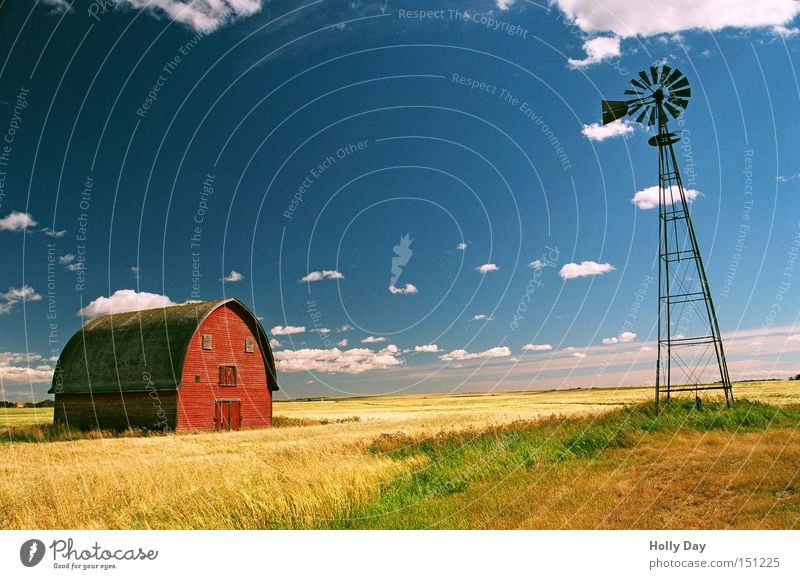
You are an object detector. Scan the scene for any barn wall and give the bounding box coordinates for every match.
[177,303,272,431]
[53,391,177,431]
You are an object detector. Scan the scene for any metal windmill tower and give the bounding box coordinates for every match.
[601,65,733,408]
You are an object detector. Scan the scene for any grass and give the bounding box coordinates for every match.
[1,381,798,529]
[0,407,53,428]
[329,399,800,529]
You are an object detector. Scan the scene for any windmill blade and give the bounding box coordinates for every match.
[624,89,645,95]
[668,97,689,110]
[602,100,630,124]
[647,106,658,126]
[663,101,682,118]
[639,70,653,88]
[650,66,659,84]
[630,77,649,91]
[665,68,684,86]
[635,107,650,124]
[670,87,691,98]
[659,65,673,84]
[670,76,690,91]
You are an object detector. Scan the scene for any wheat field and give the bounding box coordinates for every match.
[1,381,797,529]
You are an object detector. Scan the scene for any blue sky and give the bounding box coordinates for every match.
[1,0,799,401]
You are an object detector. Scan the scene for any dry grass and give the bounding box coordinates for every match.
[1,380,797,529]
[0,407,53,428]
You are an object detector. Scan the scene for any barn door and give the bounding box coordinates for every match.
[214,400,242,431]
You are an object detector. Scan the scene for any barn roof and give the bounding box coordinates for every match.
[49,298,278,395]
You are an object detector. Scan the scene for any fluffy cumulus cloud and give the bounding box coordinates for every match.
[274,345,402,374]
[581,119,635,141]
[553,0,800,38]
[300,270,344,283]
[559,261,615,279]
[221,270,244,283]
[0,352,55,385]
[632,185,701,210]
[389,283,418,295]
[568,35,621,68]
[0,211,37,232]
[414,344,440,353]
[477,263,499,274]
[439,346,512,362]
[1,285,43,314]
[270,325,305,336]
[77,289,177,318]
[119,0,262,34]
[522,343,553,351]
[362,336,386,344]
[496,0,516,10]
[602,331,637,345]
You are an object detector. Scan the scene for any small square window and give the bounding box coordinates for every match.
[244,338,254,353]
[202,335,212,350]
[195,375,201,382]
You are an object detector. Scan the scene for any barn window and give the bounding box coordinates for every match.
[202,335,213,350]
[244,338,254,353]
[218,365,237,386]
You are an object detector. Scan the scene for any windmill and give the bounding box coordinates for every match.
[601,65,733,408]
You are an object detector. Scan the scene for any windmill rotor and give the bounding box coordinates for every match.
[601,65,691,127]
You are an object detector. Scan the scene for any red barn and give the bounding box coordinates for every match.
[49,298,278,432]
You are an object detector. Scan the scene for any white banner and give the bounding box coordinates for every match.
[2,530,799,578]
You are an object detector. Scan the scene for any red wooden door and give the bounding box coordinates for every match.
[214,400,241,431]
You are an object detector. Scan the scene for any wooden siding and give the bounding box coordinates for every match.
[53,391,177,431]
[176,303,272,431]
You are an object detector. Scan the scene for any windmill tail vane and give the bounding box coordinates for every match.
[600,65,733,408]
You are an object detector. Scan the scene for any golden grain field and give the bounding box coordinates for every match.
[1,381,797,529]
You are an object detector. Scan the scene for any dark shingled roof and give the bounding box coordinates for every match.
[49,298,278,395]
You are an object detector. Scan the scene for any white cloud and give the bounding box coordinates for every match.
[572,352,587,358]
[568,36,621,68]
[414,344,440,353]
[581,119,635,141]
[0,211,37,232]
[310,328,331,334]
[274,345,402,374]
[602,331,638,345]
[495,0,516,10]
[529,260,545,269]
[41,0,72,13]
[77,289,177,318]
[777,173,800,182]
[456,242,468,250]
[472,314,492,321]
[559,261,615,279]
[389,283,418,295]
[522,344,553,351]
[59,254,76,265]
[0,352,54,385]
[439,346,512,362]
[362,336,386,344]
[787,334,800,342]
[0,285,43,314]
[41,227,67,237]
[477,263,499,274]
[336,339,348,347]
[632,185,701,210]
[270,325,306,336]
[269,338,282,348]
[337,324,353,333]
[773,24,800,37]
[553,0,800,37]
[300,270,344,283]
[221,270,244,283]
[120,0,262,34]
